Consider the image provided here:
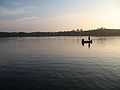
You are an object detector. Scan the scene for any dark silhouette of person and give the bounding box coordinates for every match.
[82,39,84,44]
[82,39,84,42]
[88,36,90,41]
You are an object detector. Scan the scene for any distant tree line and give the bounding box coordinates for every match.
[0,28,120,37]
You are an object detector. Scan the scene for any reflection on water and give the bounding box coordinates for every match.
[82,42,92,48]
[0,36,120,90]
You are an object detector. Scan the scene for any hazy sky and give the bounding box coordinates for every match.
[0,0,120,32]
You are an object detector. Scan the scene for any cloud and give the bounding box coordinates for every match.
[0,6,33,16]
[0,11,120,32]
[0,12,103,31]
[39,12,104,23]
[16,16,38,21]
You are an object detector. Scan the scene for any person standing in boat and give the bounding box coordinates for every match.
[88,36,90,41]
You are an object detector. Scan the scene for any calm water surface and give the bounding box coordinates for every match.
[0,36,120,90]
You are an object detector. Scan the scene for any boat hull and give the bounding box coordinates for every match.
[82,40,92,44]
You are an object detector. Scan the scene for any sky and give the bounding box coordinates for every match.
[0,0,120,32]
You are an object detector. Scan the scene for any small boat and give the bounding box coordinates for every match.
[81,36,92,48]
[82,39,92,43]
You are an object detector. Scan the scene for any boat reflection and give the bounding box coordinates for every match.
[82,42,92,48]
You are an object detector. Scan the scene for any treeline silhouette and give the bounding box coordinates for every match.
[1,28,120,37]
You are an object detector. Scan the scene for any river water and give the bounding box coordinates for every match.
[0,36,120,90]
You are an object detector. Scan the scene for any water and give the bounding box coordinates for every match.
[0,36,120,90]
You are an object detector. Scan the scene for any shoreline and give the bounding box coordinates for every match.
[1,29,120,37]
